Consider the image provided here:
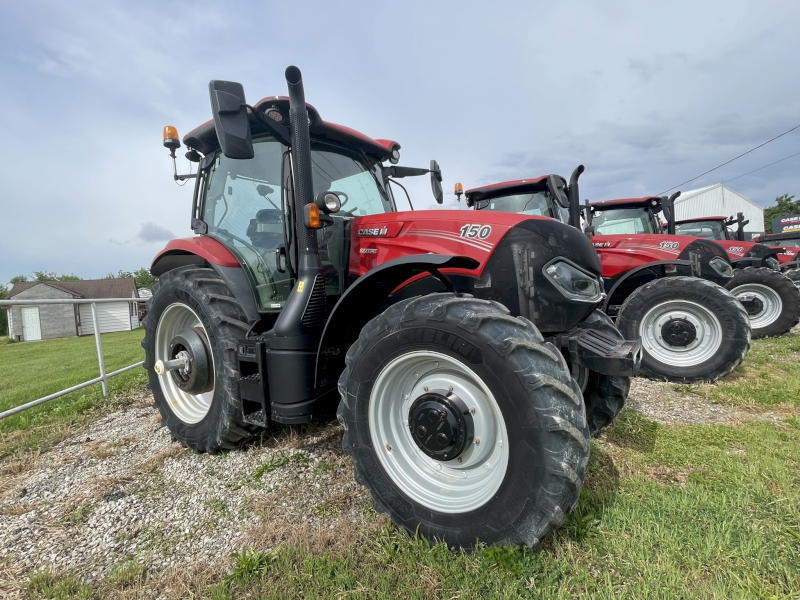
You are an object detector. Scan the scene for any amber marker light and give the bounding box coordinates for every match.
[305,203,321,228]
[163,125,181,151]
[454,182,463,194]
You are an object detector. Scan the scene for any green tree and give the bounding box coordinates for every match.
[133,267,157,289]
[9,275,28,284]
[763,194,800,233]
[0,284,8,337]
[32,271,81,282]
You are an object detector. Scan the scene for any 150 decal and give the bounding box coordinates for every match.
[459,224,492,239]
[659,241,680,250]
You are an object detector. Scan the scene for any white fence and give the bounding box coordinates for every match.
[0,297,146,420]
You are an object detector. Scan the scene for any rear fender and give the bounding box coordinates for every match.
[315,254,479,387]
[150,237,260,323]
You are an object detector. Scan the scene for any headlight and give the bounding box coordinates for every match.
[543,259,604,303]
[709,256,734,278]
[765,256,780,270]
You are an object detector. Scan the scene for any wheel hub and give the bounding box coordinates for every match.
[738,294,764,316]
[408,390,474,461]
[169,328,213,394]
[661,318,697,347]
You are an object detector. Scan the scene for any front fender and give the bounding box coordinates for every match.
[315,254,479,387]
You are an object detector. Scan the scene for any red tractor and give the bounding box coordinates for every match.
[751,231,800,286]
[588,195,800,339]
[144,67,641,549]
[462,171,754,383]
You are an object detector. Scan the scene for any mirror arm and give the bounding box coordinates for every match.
[384,166,430,178]
[169,148,198,182]
[247,104,292,146]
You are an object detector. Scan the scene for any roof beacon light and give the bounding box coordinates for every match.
[163,126,181,152]
[454,182,464,203]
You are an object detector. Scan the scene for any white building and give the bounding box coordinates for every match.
[673,183,764,233]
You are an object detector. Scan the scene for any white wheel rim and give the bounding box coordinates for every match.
[730,283,783,329]
[639,300,723,367]
[155,303,215,424]
[368,351,509,513]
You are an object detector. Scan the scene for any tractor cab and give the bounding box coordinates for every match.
[675,214,748,242]
[587,197,665,236]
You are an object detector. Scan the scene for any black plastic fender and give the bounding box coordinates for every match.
[315,254,479,387]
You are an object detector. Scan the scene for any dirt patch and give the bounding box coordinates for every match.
[0,396,383,597]
[626,379,797,425]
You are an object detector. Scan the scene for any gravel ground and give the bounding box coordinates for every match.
[0,395,375,597]
[0,377,794,597]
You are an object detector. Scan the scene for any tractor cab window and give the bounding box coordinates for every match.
[203,137,292,312]
[202,136,392,313]
[476,192,562,219]
[675,221,726,240]
[592,207,656,235]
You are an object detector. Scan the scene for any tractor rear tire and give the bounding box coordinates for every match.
[724,267,800,338]
[616,277,750,383]
[337,293,589,549]
[569,310,630,436]
[142,266,256,453]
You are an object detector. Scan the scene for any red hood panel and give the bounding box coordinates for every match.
[592,234,691,278]
[349,210,555,277]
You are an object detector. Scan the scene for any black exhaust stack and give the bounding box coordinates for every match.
[663,191,680,235]
[568,165,585,230]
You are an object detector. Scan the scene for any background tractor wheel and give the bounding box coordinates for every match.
[725,267,800,338]
[784,268,800,290]
[142,266,257,453]
[616,277,750,383]
[569,310,630,436]
[337,293,589,549]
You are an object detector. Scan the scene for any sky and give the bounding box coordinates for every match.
[1,0,799,284]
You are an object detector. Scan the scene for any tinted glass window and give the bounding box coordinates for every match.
[592,207,655,234]
[478,192,556,218]
[675,221,726,240]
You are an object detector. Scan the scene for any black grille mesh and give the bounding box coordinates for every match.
[302,275,327,327]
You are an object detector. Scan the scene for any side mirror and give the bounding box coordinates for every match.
[546,174,569,208]
[209,80,254,160]
[430,160,443,204]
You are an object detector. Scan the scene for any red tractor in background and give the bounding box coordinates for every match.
[144,66,641,549]
[461,171,754,384]
[752,231,800,286]
[587,195,800,339]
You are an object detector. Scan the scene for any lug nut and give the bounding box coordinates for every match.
[385,444,391,451]
[474,438,480,446]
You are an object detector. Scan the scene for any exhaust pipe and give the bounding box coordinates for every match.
[663,191,680,235]
[272,66,326,342]
[568,165,585,230]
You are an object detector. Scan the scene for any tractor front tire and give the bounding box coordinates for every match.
[784,268,800,289]
[570,310,630,436]
[337,293,589,549]
[142,266,256,453]
[725,267,800,338]
[616,277,750,383]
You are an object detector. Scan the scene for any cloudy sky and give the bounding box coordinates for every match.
[1,0,799,284]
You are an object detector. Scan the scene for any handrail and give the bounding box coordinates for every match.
[0,297,146,420]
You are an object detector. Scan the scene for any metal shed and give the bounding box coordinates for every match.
[673,183,765,234]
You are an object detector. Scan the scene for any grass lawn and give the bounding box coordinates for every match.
[0,329,147,457]
[7,330,800,599]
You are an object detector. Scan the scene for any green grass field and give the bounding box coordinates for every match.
[5,330,800,599]
[0,329,147,457]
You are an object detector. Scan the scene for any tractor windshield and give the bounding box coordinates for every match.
[476,191,567,221]
[592,207,656,235]
[675,221,726,240]
[764,237,800,248]
[201,136,393,312]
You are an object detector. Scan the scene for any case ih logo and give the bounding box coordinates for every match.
[659,241,680,250]
[357,227,389,237]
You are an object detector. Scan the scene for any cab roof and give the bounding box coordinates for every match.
[675,216,727,224]
[464,176,554,204]
[183,96,399,162]
[755,231,800,242]
[589,196,661,209]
